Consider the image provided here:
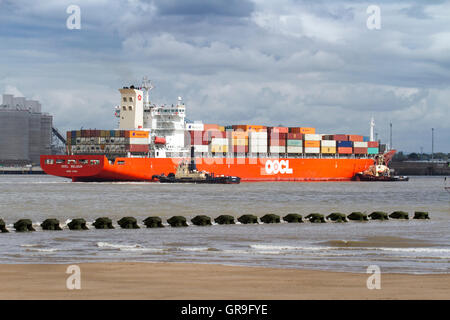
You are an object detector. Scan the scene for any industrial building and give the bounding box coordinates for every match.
[0,94,53,165]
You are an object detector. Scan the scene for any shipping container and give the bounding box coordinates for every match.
[338,147,353,154]
[300,127,316,134]
[321,147,336,154]
[129,137,149,145]
[304,147,320,153]
[303,134,321,141]
[337,141,353,148]
[232,145,249,153]
[287,133,303,140]
[126,144,149,153]
[353,147,368,154]
[210,145,228,153]
[193,145,208,153]
[249,145,267,153]
[232,138,248,146]
[367,141,379,148]
[332,134,348,141]
[321,140,336,147]
[368,147,379,154]
[287,139,303,147]
[287,146,303,153]
[363,136,370,142]
[353,141,368,148]
[186,123,204,131]
[348,135,364,142]
[304,140,320,148]
[288,127,302,134]
[211,138,228,145]
[126,130,149,138]
[269,146,286,153]
[268,127,288,134]
[204,124,220,131]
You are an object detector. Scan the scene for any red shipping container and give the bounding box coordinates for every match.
[338,147,353,154]
[287,133,303,140]
[207,130,227,139]
[368,141,379,148]
[288,127,302,134]
[353,147,368,154]
[333,134,348,141]
[348,135,363,142]
[268,127,289,134]
[126,144,149,152]
[189,131,209,145]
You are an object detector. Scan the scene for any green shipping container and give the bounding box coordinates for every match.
[287,139,303,147]
[368,147,379,154]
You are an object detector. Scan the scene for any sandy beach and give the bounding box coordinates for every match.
[0,262,448,300]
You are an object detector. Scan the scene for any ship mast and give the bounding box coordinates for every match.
[370,116,375,142]
[141,76,153,108]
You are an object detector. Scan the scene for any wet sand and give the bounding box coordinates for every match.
[0,262,448,299]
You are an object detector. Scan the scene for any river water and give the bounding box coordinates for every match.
[0,175,448,274]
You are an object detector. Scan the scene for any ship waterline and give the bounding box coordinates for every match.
[40,155,374,182]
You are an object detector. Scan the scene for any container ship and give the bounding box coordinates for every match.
[40,79,385,182]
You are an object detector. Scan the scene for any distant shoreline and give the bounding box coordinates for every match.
[0,262,448,299]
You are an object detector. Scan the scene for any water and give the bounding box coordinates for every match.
[0,175,448,274]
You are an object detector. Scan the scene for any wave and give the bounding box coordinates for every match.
[96,242,163,252]
[250,244,331,251]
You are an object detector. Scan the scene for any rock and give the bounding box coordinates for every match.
[41,218,62,230]
[191,215,212,226]
[369,211,389,221]
[214,215,235,225]
[347,212,368,221]
[67,218,89,230]
[117,217,140,229]
[237,214,258,224]
[167,216,188,227]
[305,213,326,223]
[260,214,280,224]
[413,211,430,220]
[326,213,348,222]
[143,216,164,228]
[389,211,409,220]
[0,219,9,233]
[93,217,114,229]
[13,219,35,232]
[283,213,303,223]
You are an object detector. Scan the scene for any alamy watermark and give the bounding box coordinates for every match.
[366,265,381,289]
[66,265,81,290]
[367,5,381,30]
[66,5,81,30]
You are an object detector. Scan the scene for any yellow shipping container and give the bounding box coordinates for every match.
[76,131,81,137]
[232,138,248,146]
[304,140,320,148]
[321,147,337,154]
[300,127,316,134]
[211,145,228,153]
[219,126,225,132]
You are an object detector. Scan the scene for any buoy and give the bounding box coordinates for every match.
[283,213,303,223]
[305,214,326,223]
[41,218,62,230]
[237,214,258,224]
[93,217,114,229]
[143,216,164,228]
[260,214,280,224]
[167,216,188,227]
[68,218,89,230]
[13,219,35,232]
[214,215,235,225]
[117,217,140,229]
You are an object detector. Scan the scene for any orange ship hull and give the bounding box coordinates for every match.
[40,155,374,182]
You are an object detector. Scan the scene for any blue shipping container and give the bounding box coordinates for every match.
[337,141,353,148]
[363,136,370,142]
[368,147,379,154]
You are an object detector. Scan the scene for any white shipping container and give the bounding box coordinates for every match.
[269,146,286,153]
[287,146,303,153]
[304,147,320,153]
[304,134,321,141]
[249,132,268,139]
[129,137,149,145]
[353,141,368,148]
[321,140,336,147]
[211,138,228,145]
[249,145,267,153]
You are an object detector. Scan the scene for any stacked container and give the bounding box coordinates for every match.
[231,131,248,153]
[321,140,336,154]
[268,129,286,154]
[248,131,267,153]
[286,133,303,154]
[303,134,321,153]
[337,141,353,154]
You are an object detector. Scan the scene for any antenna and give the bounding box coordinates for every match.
[142,76,153,108]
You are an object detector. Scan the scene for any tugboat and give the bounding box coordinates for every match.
[152,147,240,184]
[353,150,409,182]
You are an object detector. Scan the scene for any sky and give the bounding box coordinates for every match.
[0,0,449,153]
